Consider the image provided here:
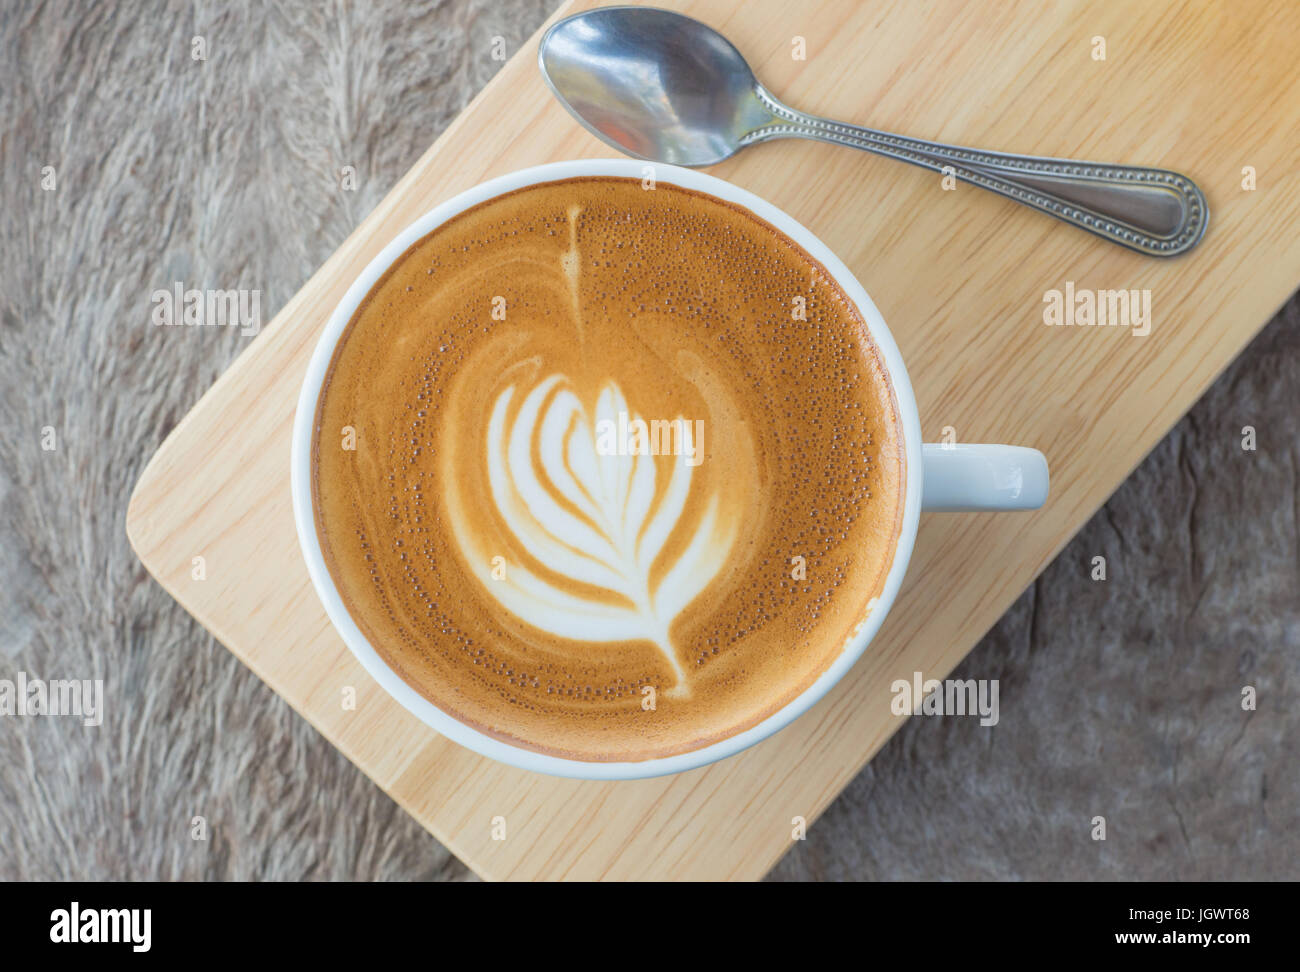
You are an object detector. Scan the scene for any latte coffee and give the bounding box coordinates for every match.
[312,177,904,761]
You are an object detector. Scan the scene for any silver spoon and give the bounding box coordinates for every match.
[539,6,1207,257]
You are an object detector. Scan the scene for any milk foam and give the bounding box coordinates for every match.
[447,374,735,691]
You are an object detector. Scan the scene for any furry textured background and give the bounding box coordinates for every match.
[2,0,1297,881]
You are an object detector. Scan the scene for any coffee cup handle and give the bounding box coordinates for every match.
[920,444,1049,512]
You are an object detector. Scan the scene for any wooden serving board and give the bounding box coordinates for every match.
[126,0,1300,880]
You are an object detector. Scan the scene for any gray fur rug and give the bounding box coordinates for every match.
[2,0,1296,881]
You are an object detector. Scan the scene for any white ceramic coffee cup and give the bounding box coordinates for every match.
[290,159,1048,780]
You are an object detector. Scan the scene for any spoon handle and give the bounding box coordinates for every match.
[749,92,1208,257]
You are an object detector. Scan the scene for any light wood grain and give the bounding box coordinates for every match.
[126,0,1300,880]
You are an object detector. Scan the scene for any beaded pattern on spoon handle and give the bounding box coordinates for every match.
[745,87,1208,257]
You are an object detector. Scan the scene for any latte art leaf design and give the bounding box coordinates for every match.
[451,374,736,693]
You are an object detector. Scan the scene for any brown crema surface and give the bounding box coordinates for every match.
[313,177,903,761]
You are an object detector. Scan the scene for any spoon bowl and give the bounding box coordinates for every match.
[539,5,772,166]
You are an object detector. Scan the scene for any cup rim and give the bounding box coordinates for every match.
[290,158,924,780]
